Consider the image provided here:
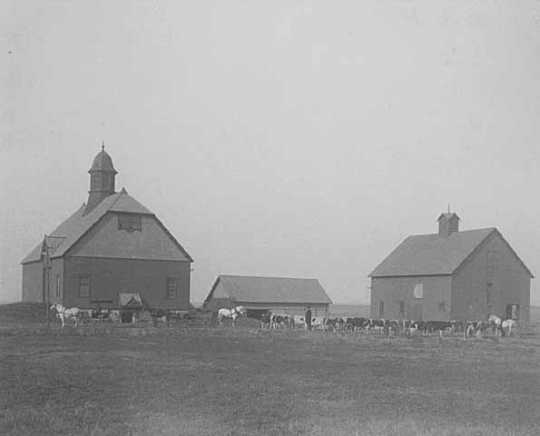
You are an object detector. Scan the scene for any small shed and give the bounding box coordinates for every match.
[203,275,332,316]
[119,292,144,323]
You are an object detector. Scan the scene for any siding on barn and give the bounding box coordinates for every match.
[22,262,43,302]
[370,275,452,321]
[452,232,531,322]
[22,259,64,304]
[67,213,189,261]
[63,256,190,310]
[235,302,328,316]
[48,258,64,305]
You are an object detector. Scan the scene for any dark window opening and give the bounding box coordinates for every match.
[378,301,384,318]
[56,274,61,298]
[118,214,142,232]
[167,277,178,299]
[438,302,446,312]
[79,275,90,298]
[506,304,520,320]
[399,300,405,316]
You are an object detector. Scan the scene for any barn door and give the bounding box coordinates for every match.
[410,302,423,321]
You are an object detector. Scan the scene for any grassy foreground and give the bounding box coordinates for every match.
[0,304,539,436]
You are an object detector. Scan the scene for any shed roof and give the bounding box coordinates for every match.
[370,228,533,278]
[119,293,143,307]
[21,190,191,263]
[205,275,333,305]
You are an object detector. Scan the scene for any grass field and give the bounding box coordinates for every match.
[1,304,539,436]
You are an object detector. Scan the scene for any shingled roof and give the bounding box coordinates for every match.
[206,275,333,305]
[21,190,165,264]
[370,228,533,278]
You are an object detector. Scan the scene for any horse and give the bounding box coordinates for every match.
[501,319,518,337]
[217,306,246,327]
[50,304,81,328]
[487,314,503,336]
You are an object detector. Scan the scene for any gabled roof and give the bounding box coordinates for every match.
[205,275,333,305]
[370,228,489,277]
[21,190,191,263]
[370,228,533,278]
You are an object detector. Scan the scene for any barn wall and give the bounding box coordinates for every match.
[22,261,43,302]
[204,297,231,312]
[48,258,64,305]
[63,256,190,310]
[452,232,531,322]
[235,302,329,316]
[370,275,452,321]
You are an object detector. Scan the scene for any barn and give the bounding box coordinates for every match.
[369,212,533,322]
[203,275,332,316]
[20,147,193,311]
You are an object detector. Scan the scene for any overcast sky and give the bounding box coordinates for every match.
[2,1,540,305]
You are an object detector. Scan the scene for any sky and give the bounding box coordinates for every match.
[1,1,540,305]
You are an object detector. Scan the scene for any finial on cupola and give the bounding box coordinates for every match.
[101,141,105,152]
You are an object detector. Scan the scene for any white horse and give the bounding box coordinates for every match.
[50,304,80,328]
[217,306,246,327]
[488,314,503,336]
[501,319,518,337]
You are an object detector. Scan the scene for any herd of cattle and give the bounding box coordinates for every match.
[49,303,519,338]
[255,312,519,337]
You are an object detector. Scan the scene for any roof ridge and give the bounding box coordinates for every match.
[407,227,498,238]
[105,191,123,212]
[221,274,318,281]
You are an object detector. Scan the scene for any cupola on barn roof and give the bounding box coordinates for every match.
[89,144,117,174]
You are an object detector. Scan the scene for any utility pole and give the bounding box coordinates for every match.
[41,235,50,329]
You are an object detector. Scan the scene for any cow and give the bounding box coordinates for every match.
[324,317,345,332]
[425,321,453,336]
[407,320,428,336]
[310,316,326,330]
[270,314,294,329]
[293,315,306,329]
[384,319,400,336]
[368,319,386,335]
[259,311,272,329]
[345,317,369,332]
[464,320,489,338]
[450,320,465,334]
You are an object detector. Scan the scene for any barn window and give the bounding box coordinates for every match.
[378,301,384,317]
[399,300,405,316]
[413,283,423,299]
[79,275,90,298]
[438,302,446,312]
[166,277,177,299]
[118,214,142,232]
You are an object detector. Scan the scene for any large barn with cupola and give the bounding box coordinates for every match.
[21,147,193,310]
[369,212,532,323]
